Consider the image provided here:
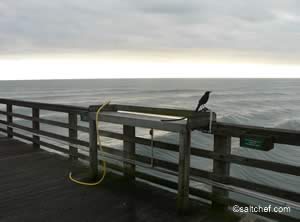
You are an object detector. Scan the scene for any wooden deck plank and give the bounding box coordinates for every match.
[0,137,233,222]
[0,136,38,159]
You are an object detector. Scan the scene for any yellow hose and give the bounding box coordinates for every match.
[69,101,110,186]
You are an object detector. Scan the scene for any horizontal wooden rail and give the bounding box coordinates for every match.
[0,111,89,132]
[93,111,189,133]
[102,145,178,172]
[3,122,88,147]
[98,129,300,177]
[0,128,34,142]
[0,98,88,114]
[213,122,300,146]
[0,128,6,134]
[0,119,8,125]
[89,104,196,117]
[0,126,70,155]
[1,111,33,121]
[39,140,70,154]
[190,168,300,203]
[99,130,179,152]
[191,148,300,176]
[0,110,7,115]
[225,176,300,203]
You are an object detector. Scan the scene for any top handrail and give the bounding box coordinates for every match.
[0,98,88,113]
[89,104,198,117]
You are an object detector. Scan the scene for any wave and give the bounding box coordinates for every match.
[274,118,300,130]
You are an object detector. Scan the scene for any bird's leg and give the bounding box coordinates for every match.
[201,105,206,112]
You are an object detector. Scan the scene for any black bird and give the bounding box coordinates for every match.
[161,91,212,122]
[195,91,211,112]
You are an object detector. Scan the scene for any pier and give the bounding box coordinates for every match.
[0,98,299,221]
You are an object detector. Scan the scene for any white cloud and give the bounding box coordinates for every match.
[0,0,300,55]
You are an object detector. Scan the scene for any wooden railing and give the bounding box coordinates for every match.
[0,98,88,156]
[0,98,299,221]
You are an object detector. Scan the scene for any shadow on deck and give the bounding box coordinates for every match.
[0,136,240,222]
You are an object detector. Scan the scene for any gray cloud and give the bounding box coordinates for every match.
[0,0,300,61]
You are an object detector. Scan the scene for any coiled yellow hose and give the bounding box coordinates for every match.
[69,101,110,186]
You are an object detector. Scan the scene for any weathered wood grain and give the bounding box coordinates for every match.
[177,129,191,213]
[89,115,98,179]
[123,125,135,180]
[6,104,13,138]
[212,135,231,210]
[32,108,40,149]
[68,112,78,160]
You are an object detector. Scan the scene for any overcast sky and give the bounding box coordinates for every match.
[1,0,300,79]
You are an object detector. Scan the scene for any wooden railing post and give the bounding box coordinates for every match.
[89,113,98,179]
[177,129,191,214]
[123,125,135,180]
[68,112,78,160]
[32,108,40,149]
[212,134,231,210]
[6,104,13,138]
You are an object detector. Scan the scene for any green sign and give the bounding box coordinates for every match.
[240,135,273,151]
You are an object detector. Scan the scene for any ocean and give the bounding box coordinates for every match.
[0,79,299,217]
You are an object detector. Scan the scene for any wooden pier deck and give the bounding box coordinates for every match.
[0,136,239,222]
